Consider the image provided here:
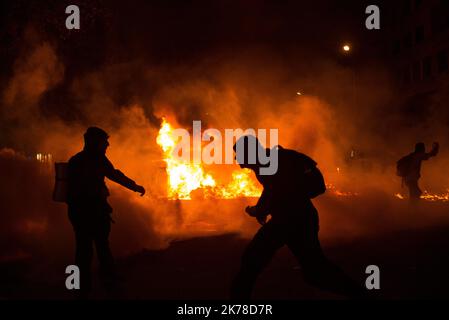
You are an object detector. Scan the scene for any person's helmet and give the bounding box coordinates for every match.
[84,127,109,145]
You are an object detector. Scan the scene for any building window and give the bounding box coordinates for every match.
[446,1,449,28]
[403,0,412,15]
[412,61,421,82]
[438,51,448,73]
[402,66,412,85]
[404,33,413,48]
[415,26,424,44]
[431,4,449,34]
[393,40,401,54]
[391,8,398,28]
[422,57,432,79]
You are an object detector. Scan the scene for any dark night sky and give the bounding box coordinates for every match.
[0,0,392,143]
[0,0,390,73]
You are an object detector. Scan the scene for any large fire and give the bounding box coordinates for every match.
[156,118,449,203]
[156,118,262,200]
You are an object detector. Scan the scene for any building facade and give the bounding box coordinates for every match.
[388,0,449,99]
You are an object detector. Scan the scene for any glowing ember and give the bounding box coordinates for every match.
[326,183,358,197]
[395,190,449,202]
[156,118,262,200]
[420,190,449,202]
[395,193,405,200]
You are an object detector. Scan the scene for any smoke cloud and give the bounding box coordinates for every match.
[1,14,449,268]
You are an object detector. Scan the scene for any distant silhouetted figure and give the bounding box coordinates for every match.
[396,142,439,201]
[231,135,363,299]
[67,127,145,297]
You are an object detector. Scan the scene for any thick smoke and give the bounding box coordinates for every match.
[1,18,449,266]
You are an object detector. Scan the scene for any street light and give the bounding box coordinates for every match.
[340,43,356,108]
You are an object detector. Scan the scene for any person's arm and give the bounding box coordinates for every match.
[105,158,146,195]
[255,187,272,215]
[422,142,439,160]
[245,184,273,225]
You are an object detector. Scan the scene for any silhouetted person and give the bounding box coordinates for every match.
[231,135,363,299]
[397,142,439,201]
[67,127,145,297]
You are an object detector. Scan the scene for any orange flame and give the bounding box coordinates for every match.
[420,190,449,202]
[326,183,359,197]
[395,190,449,202]
[156,118,262,200]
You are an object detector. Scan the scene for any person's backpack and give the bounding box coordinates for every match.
[280,147,326,199]
[303,164,326,198]
[53,162,68,202]
[396,153,413,178]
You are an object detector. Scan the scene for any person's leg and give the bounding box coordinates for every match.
[69,207,94,297]
[414,180,422,198]
[287,211,363,298]
[231,221,285,299]
[407,179,422,200]
[73,229,94,296]
[94,215,116,290]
